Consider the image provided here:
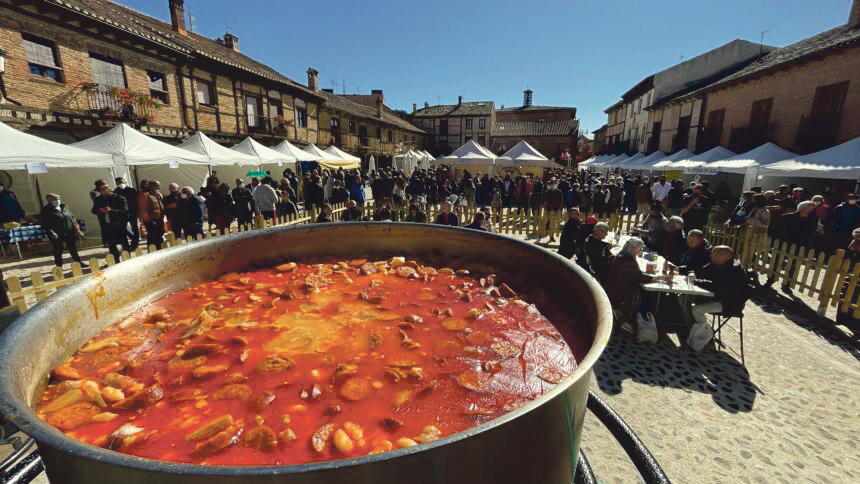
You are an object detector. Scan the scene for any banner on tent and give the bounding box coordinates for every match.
[685,167,720,175]
[26,163,48,174]
[169,160,179,169]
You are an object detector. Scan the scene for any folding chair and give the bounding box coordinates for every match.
[710,311,745,365]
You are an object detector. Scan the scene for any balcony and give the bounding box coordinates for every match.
[82,83,158,127]
[728,124,774,154]
[247,115,289,137]
[795,113,841,154]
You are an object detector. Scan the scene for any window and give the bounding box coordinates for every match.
[478,135,486,146]
[89,53,125,88]
[349,120,356,134]
[439,119,448,136]
[268,97,283,120]
[331,117,340,130]
[479,118,486,129]
[147,70,168,103]
[22,34,63,82]
[245,95,261,127]
[387,129,393,142]
[376,126,382,138]
[810,81,850,118]
[466,118,473,129]
[295,107,307,127]
[195,79,214,106]
[749,97,773,127]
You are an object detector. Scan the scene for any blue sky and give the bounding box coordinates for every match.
[122,0,852,133]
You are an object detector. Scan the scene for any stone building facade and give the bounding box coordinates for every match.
[0,0,423,161]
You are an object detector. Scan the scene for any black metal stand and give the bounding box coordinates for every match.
[0,391,669,484]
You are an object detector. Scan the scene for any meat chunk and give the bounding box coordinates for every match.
[243,425,278,451]
[182,344,222,358]
[112,385,163,410]
[186,415,234,441]
[51,364,81,382]
[192,364,230,380]
[248,391,276,412]
[44,402,100,431]
[310,423,335,453]
[256,354,295,374]
[193,422,243,455]
[210,384,252,401]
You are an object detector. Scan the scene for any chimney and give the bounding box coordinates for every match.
[850,0,860,27]
[223,33,239,52]
[371,89,384,104]
[307,68,318,92]
[424,102,429,108]
[458,95,462,105]
[412,103,417,114]
[375,97,383,118]
[169,0,187,36]
[523,89,533,108]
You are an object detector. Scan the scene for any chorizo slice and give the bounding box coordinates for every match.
[112,385,163,410]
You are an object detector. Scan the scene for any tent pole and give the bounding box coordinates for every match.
[33,174,43,205]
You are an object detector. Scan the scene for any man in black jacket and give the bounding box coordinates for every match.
[677,229,712,275]
[114,177,139,250]
[584,222,612,283]
[689,246,750,327]
[232,178,255,229]
[91,185,130,261]
[558,208,582,259]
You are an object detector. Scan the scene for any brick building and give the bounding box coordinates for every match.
[670,12,860,155]
[0,0,423,162]
[410,89,578,161]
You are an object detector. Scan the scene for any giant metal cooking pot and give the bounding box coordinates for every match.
[0,223,612,484]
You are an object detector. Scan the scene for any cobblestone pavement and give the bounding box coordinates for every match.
[1,231,858,483]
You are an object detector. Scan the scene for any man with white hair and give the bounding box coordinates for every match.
[584,222,612,282]
[687,246,751,349]
[656,216,688,265]
[163,182,184,240]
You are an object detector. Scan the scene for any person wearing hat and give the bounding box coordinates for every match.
[576,215,600,270]
[825,193,860,255]
[639,202,667,249]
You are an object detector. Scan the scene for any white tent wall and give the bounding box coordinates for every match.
[36,167,114,236]
[212,165,257,185]
[136,164,211,194]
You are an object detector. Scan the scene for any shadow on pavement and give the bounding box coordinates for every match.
[594,330,760,414]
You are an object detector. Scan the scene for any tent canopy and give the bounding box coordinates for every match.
[666,146,736,169]
[178,132,258,166]
[304,144,359,170]
[706,142,797,174]
[232,137,296,166]
[273,140,322,162]
[0,121,114,169]
[611,152,645,168]
[324,145,361,163]
[623,151,667,170]
[650,149,693,170]
[759,137,860,179]
[497,140,552,167]
[72,123,208,167]
[442,139,496,163]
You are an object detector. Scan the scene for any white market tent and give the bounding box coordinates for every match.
[324,145,361,164]
[496,140,554,175]
[178,132,259,186]
[759,136,860,180]
[393,151,418,173]
[274,140,322,162]
[705,142,797,174]
[601,154,629,170]
[623,151,667,170]
[232,137,297,178]
[609,153,645,169]
[649,149,693,171]
[441,139,496,176]
[666,146,736,170]
[589,154,619,168]
[304,144,359,170]
[0,121,116,234]
[72,123,210,199]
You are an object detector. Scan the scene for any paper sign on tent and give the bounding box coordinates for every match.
[26,163,48,174]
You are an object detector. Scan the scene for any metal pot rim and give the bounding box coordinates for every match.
[0,222,613,475]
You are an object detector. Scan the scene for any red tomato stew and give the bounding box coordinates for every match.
[37,258,579,466]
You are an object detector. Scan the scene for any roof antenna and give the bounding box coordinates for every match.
[186,1,195,32]
[759,25,775,53]
[342,79,346,95]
